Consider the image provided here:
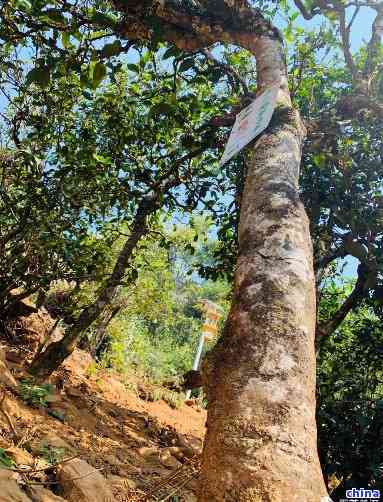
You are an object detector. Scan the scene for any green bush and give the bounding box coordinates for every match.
[104,315,198,383]
[39,445,66,464]
[19,380,54,408]
[317,312,383,499]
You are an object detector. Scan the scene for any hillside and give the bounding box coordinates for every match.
[0,331,206,501]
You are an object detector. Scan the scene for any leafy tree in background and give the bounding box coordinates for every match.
[317,296,383,500]
[0,147,113,328]
[103,222,230,383]
[42,218,230,381]
[25,50,236,376]
[1,44,236,374]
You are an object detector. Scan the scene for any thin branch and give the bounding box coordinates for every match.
[314,247,346,274]
[316,265,367,341]
[347,5,360,31]
[201,49,249,95]
[338,7,359,80]
[292,0,317,19]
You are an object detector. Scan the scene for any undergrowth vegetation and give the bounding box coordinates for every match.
[45,219,229,388]
[19,380,54,408]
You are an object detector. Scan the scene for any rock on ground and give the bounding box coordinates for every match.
[0,469,31,502]
[5,446,34,466]
[28,486,67,502]
[57,458,113,502]
[32,432,77,457]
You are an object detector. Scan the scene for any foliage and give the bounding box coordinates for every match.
[98,223,230,384]
[0,448,15,469]
[38,445,66,465]
[0,148,112,311]
[19,379,54,408]
[317,300,383,498]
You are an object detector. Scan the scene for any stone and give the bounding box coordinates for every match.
[103,454,121,467]
[159,449,182,469]
[57,458,113,502]
[47,409,66,422]
[176,433,202,456]
[64,386,83,399]
[5,446,34,466]
[0,469,31,502]
[164,446,193,461]
[137,446,158,459]
[45,393,63,405]
[29,487,66,502]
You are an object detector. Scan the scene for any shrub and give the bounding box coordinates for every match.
[39,445,66,464]
[19,380,54,408]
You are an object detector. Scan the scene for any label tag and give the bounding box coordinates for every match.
[219,86,279,167]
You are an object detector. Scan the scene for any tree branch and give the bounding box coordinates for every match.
[201,48,249,95]
[316,264,367,341]
[292,0,318,19]
[338,7,359,80]
[314,247,346,275]
[364,4,383,80]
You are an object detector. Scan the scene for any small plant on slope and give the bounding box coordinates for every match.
[19,380,54,408]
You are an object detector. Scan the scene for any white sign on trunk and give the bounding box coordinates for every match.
[219,85,279,167]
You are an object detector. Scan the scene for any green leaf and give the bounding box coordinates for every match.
[61,32,71,49]
[126,63,140,73]
[162,46,181,60]
[179,58,195,73]
[89,11,118,28]
[0,449,15,469]
[93,152,111,164]
[210,68,222,83]
[92,62,107,88]
[149,102,174,118]
[14,0,31,11]
[41,9,66,25]
[100,40,122,58]
[25,66,51,88]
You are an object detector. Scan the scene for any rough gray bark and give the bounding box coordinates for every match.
[198,36,326,498]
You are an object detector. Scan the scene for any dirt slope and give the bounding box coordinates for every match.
[0,344,206,501]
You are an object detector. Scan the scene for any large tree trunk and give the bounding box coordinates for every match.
[199,35,327,501]
[91,1,328,497]
[28,202,152,378]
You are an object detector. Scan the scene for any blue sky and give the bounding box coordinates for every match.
[284,2,376,51]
